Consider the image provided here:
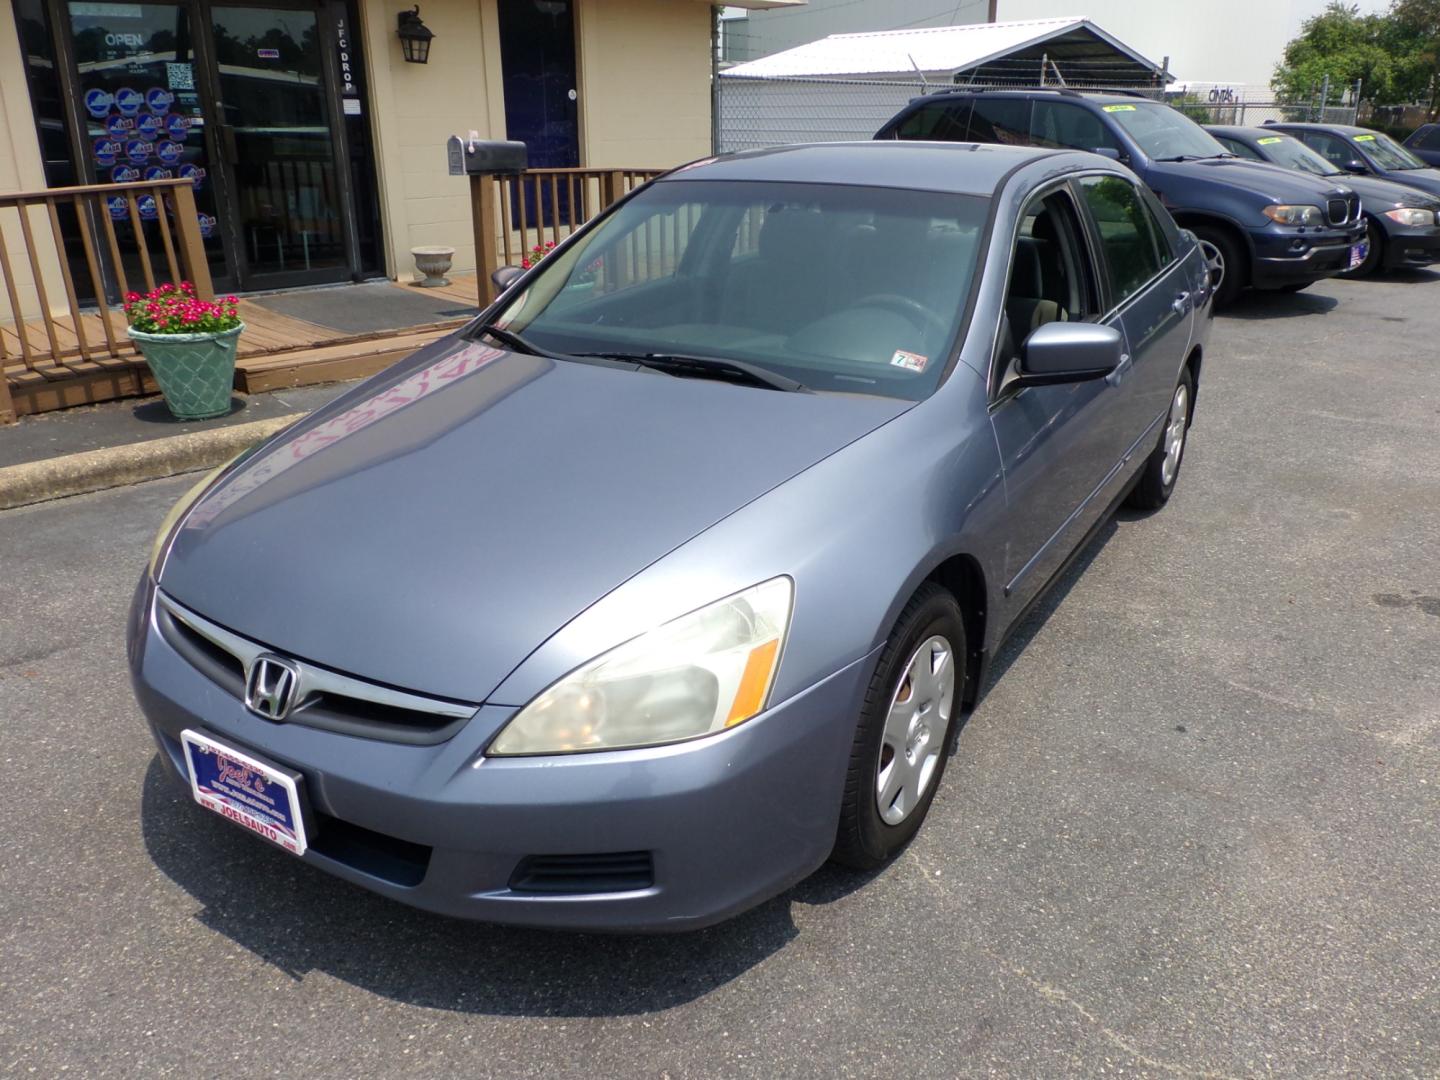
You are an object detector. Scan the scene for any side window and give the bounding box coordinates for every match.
[895,102,970,141]
[1300,131,1349,166]
[1218,136,1263,161]
[968,98,1032,146]
[994,188,1100,393]
[1029,101,1122,154]
[1077,175,1169,306]
[1413,125,1440,150]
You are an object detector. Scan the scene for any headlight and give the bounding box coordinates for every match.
[1263,204,1324,226]
[1384,207,1436,226]
[147,450,250,578]
[487,577,793,756]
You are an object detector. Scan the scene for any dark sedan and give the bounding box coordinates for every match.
[1210,125,1440,275]
[129,142,1211,931]
[1267,122,1440,200]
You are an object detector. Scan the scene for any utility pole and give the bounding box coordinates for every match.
[987,1,997,22]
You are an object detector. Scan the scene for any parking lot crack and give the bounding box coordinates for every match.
[1007,967,1243,1079]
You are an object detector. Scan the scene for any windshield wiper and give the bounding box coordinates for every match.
[576,351,809,392]
[475,322,562,359]
[1155,153,1230,162]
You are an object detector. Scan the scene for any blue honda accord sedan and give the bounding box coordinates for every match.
[129,142,1212,931]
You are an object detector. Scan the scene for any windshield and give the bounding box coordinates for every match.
[1103,102,1229,160]
[489,179,988,400]
[1354,131,1427,170]
[1255,134,1341,176]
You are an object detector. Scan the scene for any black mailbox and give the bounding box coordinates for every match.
[447,136,527,176]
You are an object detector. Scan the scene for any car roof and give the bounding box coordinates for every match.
[1267,122,1371,136]
[903,87,1155,108]
[1207,125,1293,140]
[660,141,1098,197]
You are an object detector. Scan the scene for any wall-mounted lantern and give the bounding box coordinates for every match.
[397,6,434,64]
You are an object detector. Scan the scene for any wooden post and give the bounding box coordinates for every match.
[170,181,214,300]
[603,170,625,210]
[473,173,501,307]
[0,370,15,425]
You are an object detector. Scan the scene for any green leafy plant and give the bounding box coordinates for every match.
[123,282,241,335]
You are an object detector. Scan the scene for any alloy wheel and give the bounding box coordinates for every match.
[1198,239,1225,293]
[1161,383,1189,487]
[876,634,956,825]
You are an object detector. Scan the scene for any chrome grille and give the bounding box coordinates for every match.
[154,591,477,745]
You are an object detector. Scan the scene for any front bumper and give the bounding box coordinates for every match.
[1249,221,1367,288]
[1378,221,1440,269]
[127,576,873,932]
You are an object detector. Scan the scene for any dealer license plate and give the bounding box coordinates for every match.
[181,729,308,855]
[1348,241,1369,270]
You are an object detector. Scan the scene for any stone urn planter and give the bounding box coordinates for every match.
[124,284,243,420]
[412,245,455,288]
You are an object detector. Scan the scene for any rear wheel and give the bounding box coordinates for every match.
[832,584,965,869]
[1338,218,1383,278]
[1192,226,1244,307]
[1126,367,1194,511]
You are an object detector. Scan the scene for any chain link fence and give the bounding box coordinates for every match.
[714,76,1358,154]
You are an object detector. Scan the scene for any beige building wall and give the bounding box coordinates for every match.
[361,0,716,282]
[576,0,713,169]
[0,13,66,323]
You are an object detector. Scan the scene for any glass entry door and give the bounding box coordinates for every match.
[207,2,352,287]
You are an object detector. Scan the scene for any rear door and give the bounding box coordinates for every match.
[1074,173,1191,436]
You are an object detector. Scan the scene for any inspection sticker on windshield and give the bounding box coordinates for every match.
[1258,136,1284,144]
[1102,104,1136,112]
[891,350,928,373]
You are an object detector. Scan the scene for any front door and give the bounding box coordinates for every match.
[204,0,354,289]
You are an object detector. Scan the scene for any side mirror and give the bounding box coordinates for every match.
[1343,159,1368,174]
[491,265,525,295]
[1016,322,1124,387]
[1092,146,1123,162]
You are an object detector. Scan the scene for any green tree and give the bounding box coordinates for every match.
[1390,0,1440,108]
[1271,2,1414,106]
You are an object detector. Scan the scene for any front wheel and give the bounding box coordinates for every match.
[1126,368,1194,511]
[1192,226,1244,307]
[832,584,965,869]
[1338,219,1383,278]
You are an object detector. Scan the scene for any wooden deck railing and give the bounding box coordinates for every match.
[0,178,213,423]
[473,167,663,306]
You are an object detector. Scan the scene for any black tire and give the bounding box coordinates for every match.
[832,583,966,870]
[1192,226,1244,307]
[1337,218,1383,278]
[1126,366,1195,511]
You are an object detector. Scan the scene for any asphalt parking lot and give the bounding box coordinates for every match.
[2,273,1437,1078]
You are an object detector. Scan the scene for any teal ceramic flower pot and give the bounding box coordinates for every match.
[128,323,243,420]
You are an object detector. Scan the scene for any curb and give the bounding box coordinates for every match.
[0,414,298,512]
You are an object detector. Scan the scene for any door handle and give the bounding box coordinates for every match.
[1105,352,1132,386]
[1171,291,1190,314]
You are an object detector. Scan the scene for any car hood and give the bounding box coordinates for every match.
[1376,167,1440,198]
[1148,156,1353,204]
[1341,172,1440,211]
[159,336,908,702]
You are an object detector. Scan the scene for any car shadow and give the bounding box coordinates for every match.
[1220,289,1339,320]
[139,757,882,1015]
[1375,267,1440,285]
